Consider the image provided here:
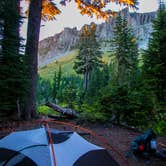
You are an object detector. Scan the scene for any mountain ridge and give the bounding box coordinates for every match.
[38,8,157,67]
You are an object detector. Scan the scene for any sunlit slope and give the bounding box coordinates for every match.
[39,50,78,80]
[39,50,110,80]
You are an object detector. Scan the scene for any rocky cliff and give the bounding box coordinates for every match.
[38,27,79,67]
[38,8,157,67]
[96,8,156,49]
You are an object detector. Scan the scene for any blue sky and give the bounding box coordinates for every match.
[21,0,159,41]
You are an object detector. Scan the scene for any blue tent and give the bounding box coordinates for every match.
[0,127,119,166]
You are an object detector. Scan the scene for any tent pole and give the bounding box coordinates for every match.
[44,123,56,166]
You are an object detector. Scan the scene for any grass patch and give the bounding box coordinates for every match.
[39,50,111,81]
[37,105,60,116]
[39,50,78,80]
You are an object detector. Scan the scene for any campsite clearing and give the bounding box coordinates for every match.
[0,119,166,166]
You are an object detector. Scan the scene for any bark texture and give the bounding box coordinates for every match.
[24,0,42,119]
[46,102,78,118]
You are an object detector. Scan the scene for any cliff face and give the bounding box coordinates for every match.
[38,9,157,67]
[38,27,79,67]
[96,8,156,49]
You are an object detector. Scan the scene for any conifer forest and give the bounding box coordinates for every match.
[0,0,166,134]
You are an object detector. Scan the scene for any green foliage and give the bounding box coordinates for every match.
[39,50,78,80]
[79,104,107,123]
[74,23,102,90]
[39,50,111,81]
[0,0,28,118]
[61,76,78,108]
[99,85,129,125]
[37,105,59,115]
[112,14,138,87]
[59,75,82,108]
[37,77,53,105]
[143,9,166,120]
[98,82,156,128]
[96,14,139,125]
[74,23,102,74]
[126,89,155,127]
[153,121,166,136]
[85,64,110,104]
[52,65,62,100]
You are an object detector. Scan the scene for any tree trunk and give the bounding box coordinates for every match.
[24,0,42,120]
[17,99,21,120]
[83,71,90,91]
[46,102,78,118]
[118,62,126,86]
[83,72,88,91]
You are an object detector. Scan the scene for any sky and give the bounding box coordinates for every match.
[20,0,159,41]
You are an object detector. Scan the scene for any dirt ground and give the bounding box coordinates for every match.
[0,118,166,166]
[84,123,166,166]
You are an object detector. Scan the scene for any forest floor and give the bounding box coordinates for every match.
[0,118,166,166]
[83,122,166,166]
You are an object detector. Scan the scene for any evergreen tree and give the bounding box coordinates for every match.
[37,76,52,105]
[74,23,102,91]
[143,8,166,118]
[0,0,27,118]
[86,64,110,104]
[52,71,57,100]
[102,64,110,87]
[58,75,82,108]
[62,78,77,109]
[52,65,62,101]
[112,14,138,87]
[85,68,101,103]
[99,14,139,124]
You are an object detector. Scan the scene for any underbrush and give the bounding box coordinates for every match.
[37,105,59,116]
[77,104,108,123]
[37,104,166,136]
[153,121,166,136]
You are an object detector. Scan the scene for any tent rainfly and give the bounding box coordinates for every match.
[0,127,119,166]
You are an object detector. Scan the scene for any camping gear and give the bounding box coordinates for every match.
[127,129,166,164]
[131,129,157,156]
[0,127,119,166]
[126,129,157,161]
[150,139,157,150]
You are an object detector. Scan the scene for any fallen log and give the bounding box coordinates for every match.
[46,102,78,118]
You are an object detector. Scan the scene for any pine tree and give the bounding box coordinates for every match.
[52,65,62,101]
[100,14,139,124]
[74,23,102,91]
[143,8,166,118]
[0,0,28,118]
[85,68,101,103]
[52,71,57,100]
[37,76,52,105]
[86,64,110,104]
[58,75,82,108]
[63,77,77,109]
[112,14,138,87]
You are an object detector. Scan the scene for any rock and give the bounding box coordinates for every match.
[38,9,157,67]
[38,27,79,67]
